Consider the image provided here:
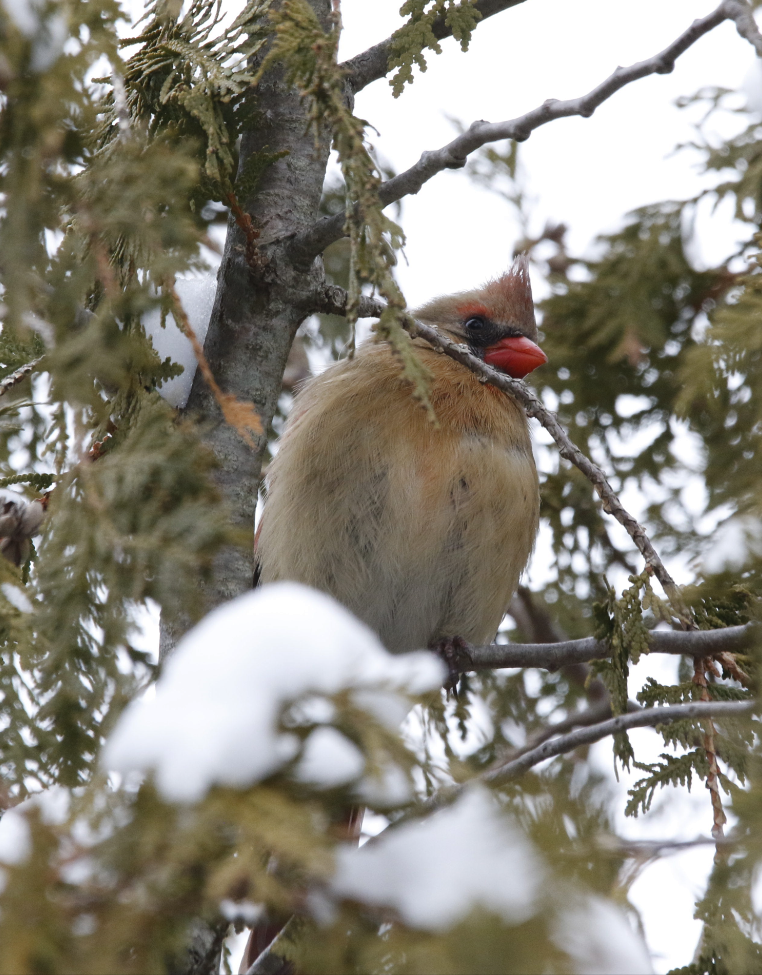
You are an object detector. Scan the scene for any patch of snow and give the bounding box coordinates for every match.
[350,687,409,729]
[554,897,654,975]
[331,788,542,931]
[285,695,336,726]
[293,727,365,787]
[1,583,33,614]
[144,276,217,408]
[103,583,444,803]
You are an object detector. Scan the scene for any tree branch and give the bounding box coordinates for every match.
[466,623,757,673]
[493,699,639,769]
[312,284,388,320]
[0,357,42,398]
[595,835,736,858]
[293,0,762,262]
[484,700,755,785]
[726,0,762,54]
[340,0,528,94]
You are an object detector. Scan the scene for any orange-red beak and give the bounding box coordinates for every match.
[483,335,547,379]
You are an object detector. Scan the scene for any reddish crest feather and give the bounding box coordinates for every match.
[479,254,534,330]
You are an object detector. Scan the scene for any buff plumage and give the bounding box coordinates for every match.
[256,255,545,653]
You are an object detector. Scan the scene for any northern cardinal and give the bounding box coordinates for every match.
[241,257,545,973]
[255,255,546,656]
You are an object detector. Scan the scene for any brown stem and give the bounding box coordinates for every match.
[693,657,727,841]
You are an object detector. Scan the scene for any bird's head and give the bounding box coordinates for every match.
[413,254,547,379]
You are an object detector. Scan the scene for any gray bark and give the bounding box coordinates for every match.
[160,0,334,659]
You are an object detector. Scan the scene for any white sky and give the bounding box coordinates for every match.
[126,2,760,971]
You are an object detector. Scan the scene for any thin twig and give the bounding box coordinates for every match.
[494,699,640,767]
[485,700,755,785]
[313,284,401,321]
[594,834,737,857]
[392,699,756,824]
[293,0,762,262]
[726,0,762,54]
[0,358,42,398]
[693,657,727,840]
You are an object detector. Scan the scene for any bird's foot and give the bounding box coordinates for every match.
[430,636,472,697]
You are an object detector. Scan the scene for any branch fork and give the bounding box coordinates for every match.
[292,0,762,263]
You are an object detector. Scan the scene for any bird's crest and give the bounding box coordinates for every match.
[473,254,534,331]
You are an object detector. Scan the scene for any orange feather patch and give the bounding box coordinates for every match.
[456,302,490,318]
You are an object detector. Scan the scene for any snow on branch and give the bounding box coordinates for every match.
[294,0,762,262]
[103,583,444,804]
[247,790,653,975]
[340,0,527,94]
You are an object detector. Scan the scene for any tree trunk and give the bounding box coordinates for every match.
[160,0,334,661]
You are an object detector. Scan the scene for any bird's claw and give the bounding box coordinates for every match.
[430,636,473,697]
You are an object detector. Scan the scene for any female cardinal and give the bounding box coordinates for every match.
[241,259,546,972]
[255,255,546,657]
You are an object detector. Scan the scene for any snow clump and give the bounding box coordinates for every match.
[331,787,653,973]
[103,582,444,803]
[332,788,542,931]
[143,275,217,408]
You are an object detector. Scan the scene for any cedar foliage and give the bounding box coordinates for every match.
[0,1,760,973]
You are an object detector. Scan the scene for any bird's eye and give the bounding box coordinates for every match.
[465,317,485,330]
